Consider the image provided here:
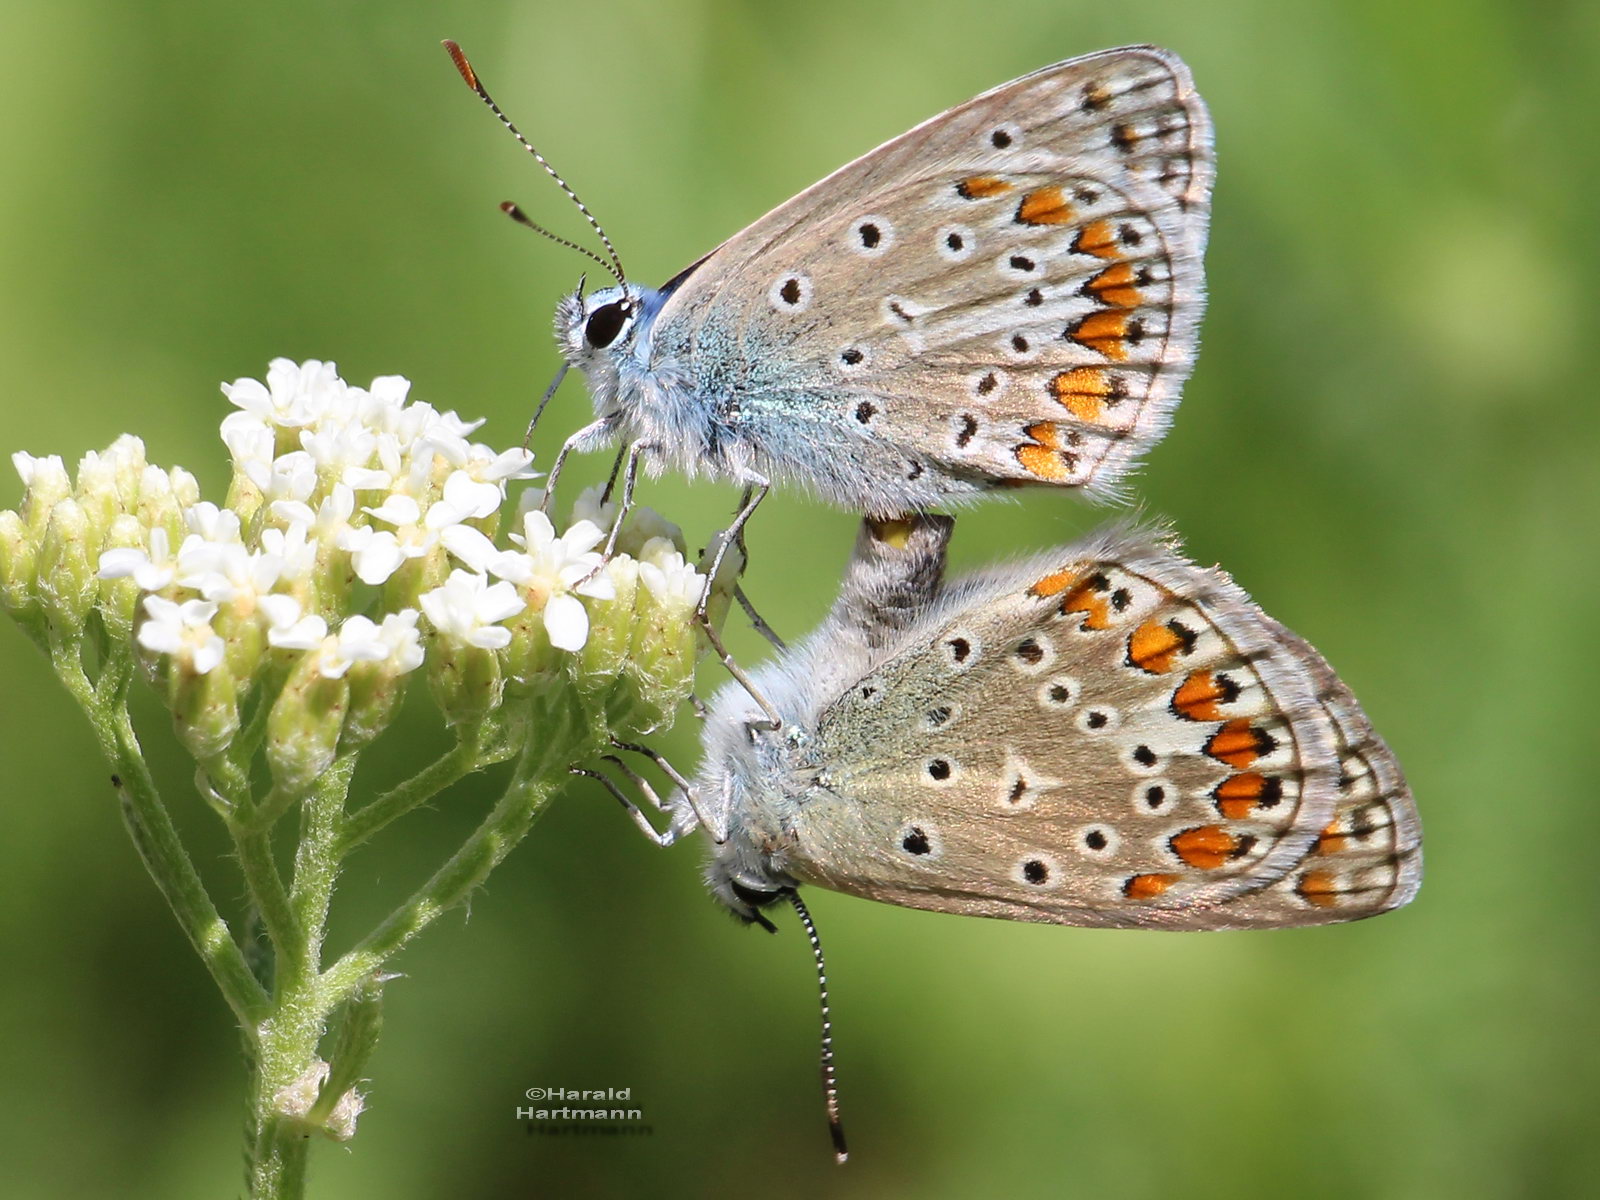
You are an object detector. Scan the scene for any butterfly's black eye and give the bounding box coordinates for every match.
[584,300,630,348]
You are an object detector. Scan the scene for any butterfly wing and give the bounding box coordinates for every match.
[648,47,1213,508]
[1224,621,1423,924]
[778,528,1417,929]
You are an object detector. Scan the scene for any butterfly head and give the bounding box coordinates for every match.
[694,692,811,925]
[554,280,651,381]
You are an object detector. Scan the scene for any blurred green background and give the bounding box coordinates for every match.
[3,0,1596,1196]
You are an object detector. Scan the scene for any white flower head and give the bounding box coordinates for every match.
[98,525,176,592]
[222,358,344,430]
[418,570,524,649]
[296,614,396,679]
[488,509,621,651]
[339,494,441,586]
[137,595,225,675]
[637,541,705,612]
[372,609,425,674]
[176,536,283,605]
[260,594,326,650]
[12,451,69,494]
[184,502,243,546]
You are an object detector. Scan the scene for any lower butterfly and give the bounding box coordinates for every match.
[691,514,1420,929]
[584,515,1419,1159]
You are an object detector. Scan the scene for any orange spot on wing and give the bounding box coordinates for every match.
[1204,719,1273,770]
[1173,670,1227,720]
[1128,620,1187,673]
[1083,262,1142,309]
[956,176,1012,199]
[1049,367,1114,421]
[1028,569,1075,598]
[1170,825,1243,870]
[1296,869,1340,908]
[1123,873,1179,900]
[1068,310,1131,360]
[1072,219,1120,259]
[1037,571,1113,630]
[1014,422,1078,481]
[1016,186,1075,225]
[1213,772,1274,820]
[1316,821,1349,856]
[1016,444,1071,480]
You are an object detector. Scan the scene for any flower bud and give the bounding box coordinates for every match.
[166,654,240,763]
[425,637,504,729]
[135,465,184,548]
[266,651,349,794]
[0,509,39,618]
[609,549,702,738]
[214,600,268,692]
[499,601,563,692]
[97,514,151,640]
[37,498,97,635]
[572,556,640,697]
[105,435,149,510]
[14,452,70,538]
[73,448,120,550]
[341,614,423,750]
[168,465,201,510]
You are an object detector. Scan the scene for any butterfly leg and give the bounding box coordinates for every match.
[609,735,693,793]
[696,614,783,732]
[599,443,628,503]
[694,474,770,624]
[735,587,788,652]
[538,415,619,515]
[595,438,656,563]
[609,736,731,844]
[571,764,687,846]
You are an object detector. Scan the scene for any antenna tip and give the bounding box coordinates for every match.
[830,1123,850,1164]
[441,40,479,90]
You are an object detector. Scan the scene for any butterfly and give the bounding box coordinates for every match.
[445,44,1214,610]
[690,513,1421,931]
[585,513,1419,1159]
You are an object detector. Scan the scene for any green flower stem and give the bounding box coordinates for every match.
[51,635,270,1025]
[233,826,303,973]
[320,768,561,1003]
[247,758,356,1200]
[248,1028,314,1200]
[245,785,301,835]
[336,736,482,854]
[231,667,286,769]
[290,756,356,964]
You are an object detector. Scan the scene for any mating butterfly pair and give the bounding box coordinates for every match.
[448,41,1419,1160]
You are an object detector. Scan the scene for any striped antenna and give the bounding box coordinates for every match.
[789,891,849,1164]
[443,40,626,285]
[501,202,617,276]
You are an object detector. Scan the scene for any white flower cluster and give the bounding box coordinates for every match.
[73,358,709,682]
[87,358,536,679]
[2,358,723,770]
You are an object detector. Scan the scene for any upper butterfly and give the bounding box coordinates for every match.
[445,44,1214,573]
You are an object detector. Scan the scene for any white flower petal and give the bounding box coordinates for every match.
[439,524,498,571]
[268,614,328,651]
[364,494,421,526]
[190,635,226,675]
[542,592,590,651]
